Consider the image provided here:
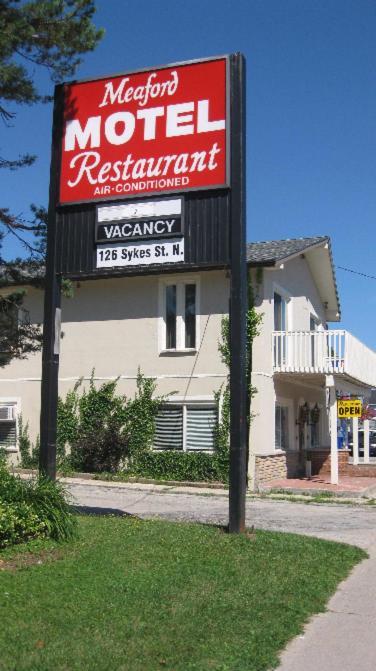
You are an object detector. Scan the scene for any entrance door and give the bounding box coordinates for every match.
[298,403,309,475]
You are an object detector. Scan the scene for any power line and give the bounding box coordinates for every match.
[336,265,376,281]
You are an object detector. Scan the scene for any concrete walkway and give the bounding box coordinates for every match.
[277,549,376,671]
[261,474,376,498]
[64,477,376,671]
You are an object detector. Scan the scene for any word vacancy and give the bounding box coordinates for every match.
[59,58,228,204]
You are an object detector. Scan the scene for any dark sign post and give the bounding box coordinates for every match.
[229,54,247,533]
[40,54,248,532]
[40,86,64,479]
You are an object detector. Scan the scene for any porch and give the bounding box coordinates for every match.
[272,329,376,387]
[271,330,376,485]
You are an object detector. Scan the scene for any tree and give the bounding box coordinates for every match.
[0,0,103,362]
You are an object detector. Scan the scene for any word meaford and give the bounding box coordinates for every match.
[98,70,178,108]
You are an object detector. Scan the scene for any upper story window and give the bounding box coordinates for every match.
[274,292,287,331]
[160,278,199,352]
[310,315,319,331]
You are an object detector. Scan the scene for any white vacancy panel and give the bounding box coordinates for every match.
[96,238,184,268]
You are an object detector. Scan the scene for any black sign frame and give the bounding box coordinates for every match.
[40,53,248,534]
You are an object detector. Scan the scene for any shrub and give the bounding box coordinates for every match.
[65,371,164,473]
[128,451,229,483]
[123,373,164,458]
[0,501,47,548]
[0,458,76,547]
[18,370,165,475]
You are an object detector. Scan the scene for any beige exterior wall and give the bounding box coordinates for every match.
[249,257,329,467]
[2,253,355,473]
[0,270,229,459]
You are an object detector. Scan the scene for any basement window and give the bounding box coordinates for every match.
[154,404,217,452]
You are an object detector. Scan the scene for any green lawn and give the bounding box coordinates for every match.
[0,516,366,671]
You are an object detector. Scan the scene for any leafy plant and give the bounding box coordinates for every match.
[215,285,263,460]
[128,450,229,483]
[58,370,165,473]
[18,415,34,468]
[18,370,165,474]
[0,500,47,548]
[68,376,129,473]
[0,459,76,547]
[123,373,164,459]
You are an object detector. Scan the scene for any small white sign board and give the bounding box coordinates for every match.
[97,198,182,222]
[96,238,184,268]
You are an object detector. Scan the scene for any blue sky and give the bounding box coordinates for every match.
[2,0,376,348]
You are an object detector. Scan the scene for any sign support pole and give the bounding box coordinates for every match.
[229,53,248,533]
[39,86,63,480]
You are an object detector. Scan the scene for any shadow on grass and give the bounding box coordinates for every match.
[71,506,235,535]
[72,505,138,517]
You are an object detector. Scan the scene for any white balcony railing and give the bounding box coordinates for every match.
[273,330,376,387]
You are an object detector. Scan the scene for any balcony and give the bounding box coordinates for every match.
[272,330,376,387]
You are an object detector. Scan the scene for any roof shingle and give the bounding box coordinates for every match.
[246,236,328,265]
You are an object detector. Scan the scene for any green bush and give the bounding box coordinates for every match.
[123,374,164,458]
[68,376,129,473]
[0,501,47,548]
[17,371,165,475]
[65,371,164,473]
[0,458,76,548]
[128,451,229,483]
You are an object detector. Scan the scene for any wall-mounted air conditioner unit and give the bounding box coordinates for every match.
[0,405,15,421]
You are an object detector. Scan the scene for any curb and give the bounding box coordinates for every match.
[14,468,227,491]
[259,485,375,499]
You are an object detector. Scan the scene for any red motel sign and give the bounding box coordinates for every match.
[59,58,228,204]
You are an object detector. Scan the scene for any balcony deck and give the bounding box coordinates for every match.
[272,330,376,387]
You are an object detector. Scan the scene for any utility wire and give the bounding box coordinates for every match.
[336,265,376,281]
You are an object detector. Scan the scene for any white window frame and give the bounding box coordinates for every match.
[0,398,20,453]
[158,275,200,353]
[154,397,216,452]
[275,397,294,452]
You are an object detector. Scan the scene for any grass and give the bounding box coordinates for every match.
[0,516,366,671]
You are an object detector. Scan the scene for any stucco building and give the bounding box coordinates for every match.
[1,235,375,487]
